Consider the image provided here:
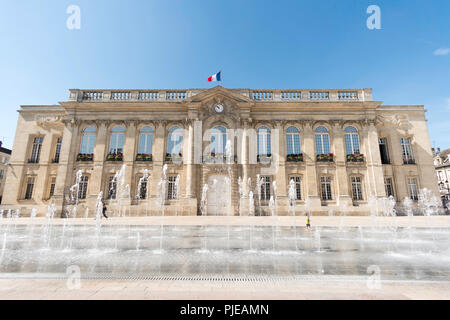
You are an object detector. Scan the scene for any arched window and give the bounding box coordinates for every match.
[80,126,96,154]
[167,126,183,155]
[344,126,360,155]
[210,126,227,154]
[109,126,125,154]
[138,126,154,155]
[286,126,301,155]
[315,126,330,155]
[257,126,271,155]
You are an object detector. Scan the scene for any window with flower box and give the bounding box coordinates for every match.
[286,126,302,162]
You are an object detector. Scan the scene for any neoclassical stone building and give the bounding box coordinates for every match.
[0,86,439,216]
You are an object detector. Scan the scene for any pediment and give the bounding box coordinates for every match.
[186,86,253,104]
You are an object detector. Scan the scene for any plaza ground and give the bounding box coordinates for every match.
[0,216,449,300]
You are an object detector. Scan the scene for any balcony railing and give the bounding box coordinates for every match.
[202,154,236,163]
[310,91,329,100]
[316,153,334,162]
[346,154,365,163]
[286,153,303,162]
[106,153,123,161]
[138,91,159,101]
[27,158,40,164]
[111,91,130,100]
[257,154,272,163]
[70,88,371,102]
[135,154,153,162]
[403,158,416,165]
[77,153,93,162]
[165,153,183,162]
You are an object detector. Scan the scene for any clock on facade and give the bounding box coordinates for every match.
[215,104,224,113]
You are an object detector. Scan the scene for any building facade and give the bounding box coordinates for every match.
[0,141,12,204]
[433,147,450,202]
[0,86,439,216]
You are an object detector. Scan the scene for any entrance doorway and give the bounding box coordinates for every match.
[207,175,231,216]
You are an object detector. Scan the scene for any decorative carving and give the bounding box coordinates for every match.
[36,115,64,129]
[199,98,240,122]
[376,115,411,131]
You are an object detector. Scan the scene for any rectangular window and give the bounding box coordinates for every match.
[261,176,271,200]
[408,178,419,201]
[379,138,390,164]
[137,177,148,200]
[24,177,35,200]
[78,176,89,200]
[315,134,330,154]
[290,176,302,200]
[257,132,271,155]
[168,133,183,155]
[138,134,154,154]
[49,177,56,199]
[320,176,332,201]
[54,137,62,163]
[30,137,43,163]
[351,176,364,201]
[286,134,301,155]
[384,177,394,198]
[167,176,178,200]
[108,176,117,200]
[401,138,415,164]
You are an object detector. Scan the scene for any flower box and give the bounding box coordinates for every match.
[346,154,365,162]
[257,154,272,163]
[136,153,153,162]
[76,153,94,162]
[403,158,416,165]
[106,153,123,161]
[316,153,334,162]
[286,153,303,162]
[165,152,183,162]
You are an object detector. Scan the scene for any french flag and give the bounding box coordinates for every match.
[207,71,221,82]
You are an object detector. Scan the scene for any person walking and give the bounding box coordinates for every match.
[306,213,311,230]
[102,203,109,219]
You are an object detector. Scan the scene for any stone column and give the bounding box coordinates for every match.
[123,121,137,204]
[274,122,287,199]
[185,120,195,198]
[34,132,54,202]
[54,120,80,215]
[88,121,108,205]
[332,122,352,207]
[239,120,249,215]
[241,120,249,194]
[149,121,166,213]
[364,121,385,198]
[389,129,408,200]
[303,122,321,208]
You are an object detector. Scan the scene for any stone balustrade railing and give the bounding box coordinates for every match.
[69,88,372,102]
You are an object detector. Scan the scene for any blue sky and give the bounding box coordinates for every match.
[0,0,449,149]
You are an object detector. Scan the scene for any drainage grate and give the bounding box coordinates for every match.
[0,273,371,282]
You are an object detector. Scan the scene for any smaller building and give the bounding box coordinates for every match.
[433,147,450,204]
[0,141,12,204]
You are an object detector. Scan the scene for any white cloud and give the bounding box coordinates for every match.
[434,48,450,56]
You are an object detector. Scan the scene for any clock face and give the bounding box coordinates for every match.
[215,104,224,113]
